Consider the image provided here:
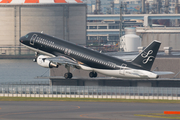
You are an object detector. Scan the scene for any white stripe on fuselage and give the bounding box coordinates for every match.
[79,64,158,79]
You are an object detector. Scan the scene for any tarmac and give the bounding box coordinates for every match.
[0,101,179,120]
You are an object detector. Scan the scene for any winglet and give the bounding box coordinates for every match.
[132,40,161,71]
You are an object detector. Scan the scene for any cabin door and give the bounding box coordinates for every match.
[30,34,37,45]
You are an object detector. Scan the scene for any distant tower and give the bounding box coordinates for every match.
[175,0,179,25]
[95,0,101,14]
[142,0,145,13]
[146,2,149,14]
[123,2,127,14]
[152,0,157,13]
[157,0,162,14]
[110,1,114,14]
[165,0,169,14]
[175,0,179,14]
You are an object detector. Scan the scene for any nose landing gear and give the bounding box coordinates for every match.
[33,52,39,62]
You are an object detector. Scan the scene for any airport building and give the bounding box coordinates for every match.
[83,0,179,14]
[136,27,180,50]
[86,20,143,52]
[0,0,86,55]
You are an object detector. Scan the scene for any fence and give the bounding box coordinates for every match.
[0,85,180,100]
[1,81,49,86]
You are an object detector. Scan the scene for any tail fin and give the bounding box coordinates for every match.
[132,40,161,71]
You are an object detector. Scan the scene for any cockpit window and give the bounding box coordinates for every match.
[25,35,29,38]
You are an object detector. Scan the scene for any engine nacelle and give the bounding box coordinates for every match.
[37,55,58,68]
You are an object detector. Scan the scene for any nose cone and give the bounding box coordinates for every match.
[20,35,29,45]
[19,36,25,43]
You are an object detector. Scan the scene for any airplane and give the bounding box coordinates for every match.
[19,32,173,79]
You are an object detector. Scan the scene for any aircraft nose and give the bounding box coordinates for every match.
[19,36,25,43]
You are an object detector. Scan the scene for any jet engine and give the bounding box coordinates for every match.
[37,55,58,68]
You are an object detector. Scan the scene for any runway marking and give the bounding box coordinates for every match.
[164,111,180,114]
[135,113,180,119]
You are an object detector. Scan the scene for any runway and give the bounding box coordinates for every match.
[0,101,179,120]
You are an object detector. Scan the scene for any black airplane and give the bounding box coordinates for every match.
[19,32,173,79]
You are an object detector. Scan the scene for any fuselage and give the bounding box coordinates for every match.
[20,32,158,79]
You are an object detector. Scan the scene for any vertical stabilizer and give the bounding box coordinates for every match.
[132,40,161,71]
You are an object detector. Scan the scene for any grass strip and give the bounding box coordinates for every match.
[0,97,180,103]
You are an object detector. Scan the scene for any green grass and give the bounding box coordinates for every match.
[0,97,180,103]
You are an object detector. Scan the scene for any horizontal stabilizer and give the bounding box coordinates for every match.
[152,71,174,75]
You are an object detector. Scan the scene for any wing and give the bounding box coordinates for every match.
[46,56,81,69]
[152,71,174,75]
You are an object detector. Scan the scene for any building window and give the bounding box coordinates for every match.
[109,36,119,41]
[98,36,107,40]
[98,26,107,29]
[89,26,97,29]
[90,36,97,40]
[109,26,119,29]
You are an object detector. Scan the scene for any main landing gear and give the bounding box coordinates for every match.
[89,71,97,78]
[64,64,73,79]
[64,73,73,79]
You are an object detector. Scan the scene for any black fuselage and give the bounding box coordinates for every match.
[20,32,143,70]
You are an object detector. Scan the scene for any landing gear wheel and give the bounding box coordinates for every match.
[64,73,73,79]
[64,73,69,79]
[89,72,94,78]
[68,73,73,79]
[89,72,97,78]
[93,72,97,77]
